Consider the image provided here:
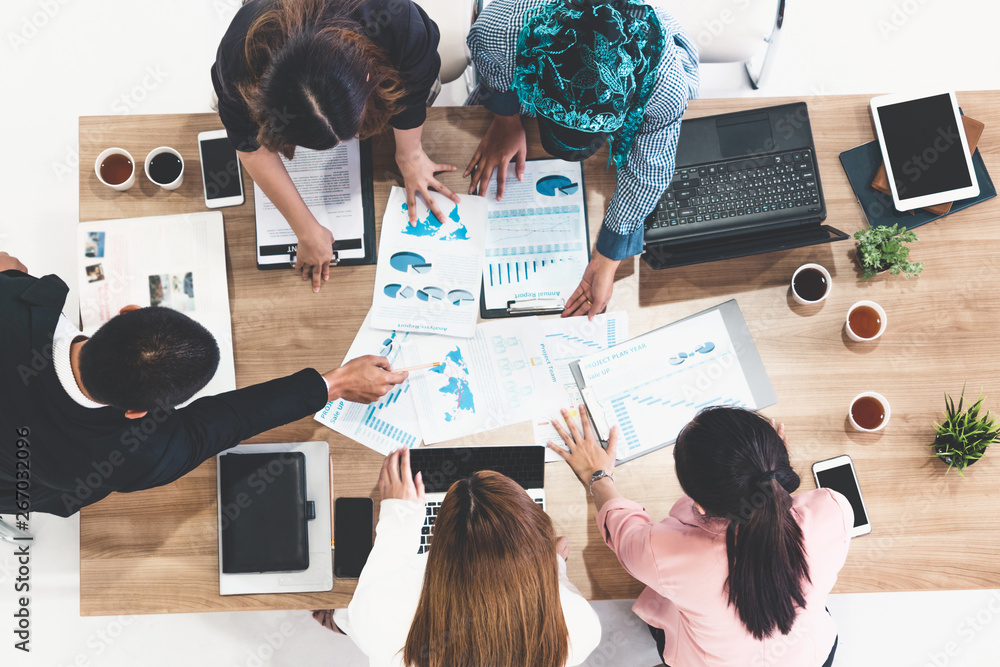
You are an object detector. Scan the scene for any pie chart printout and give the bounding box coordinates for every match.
[389,251,431,274]
[536,175,579,197]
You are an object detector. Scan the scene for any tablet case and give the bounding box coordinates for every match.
[219,451,310,574]
[870,115,985,216]
[840,143,996,230]
[255,138,377,268]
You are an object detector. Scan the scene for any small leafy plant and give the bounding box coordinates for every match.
[930,387,1000,476]
[853,223,923,280]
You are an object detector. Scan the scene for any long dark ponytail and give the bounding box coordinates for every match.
[674,406,810,640]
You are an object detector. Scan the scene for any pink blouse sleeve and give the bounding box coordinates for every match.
[596,497,665,589]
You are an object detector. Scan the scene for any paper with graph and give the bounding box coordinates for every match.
[315,309,427,454]
[530,312,629,461]
[402,318,557,444]
[482,160,589,312]
[372,187,486,338]
[574,308,757,462]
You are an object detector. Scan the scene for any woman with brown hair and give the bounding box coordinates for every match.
[315,448,601,666]
[212,0,459,292]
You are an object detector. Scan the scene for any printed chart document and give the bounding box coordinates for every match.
[254,139,375,267]
[572,301,775,463]
[372,187,486,338]
[531,312,629,461]
[315,309,426,454]
[481,160,589,316]
[77,212,236,401]
[402,318,557,444]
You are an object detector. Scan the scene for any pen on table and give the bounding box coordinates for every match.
[394,362,443,373]
[330,456,333,549]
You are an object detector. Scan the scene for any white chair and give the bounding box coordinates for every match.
[414,0,477,84]
[664,0,785,89]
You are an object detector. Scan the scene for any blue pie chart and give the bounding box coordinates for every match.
[536,175,578,197]
[417,286,445,301]
[448,289,475,306]
[390,251,429,273]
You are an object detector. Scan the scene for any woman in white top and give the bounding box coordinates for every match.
[316,448,601,667]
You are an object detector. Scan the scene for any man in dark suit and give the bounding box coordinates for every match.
[0,252,407,517]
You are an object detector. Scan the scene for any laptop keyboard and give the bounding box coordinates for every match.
[645,150,821,233]
[417,496,545,554]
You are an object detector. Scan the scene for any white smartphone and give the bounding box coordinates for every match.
[869,89,979,211]
[198,129,245,208]
[812,455,872,538]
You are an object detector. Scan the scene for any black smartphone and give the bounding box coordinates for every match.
[334,497,374,579]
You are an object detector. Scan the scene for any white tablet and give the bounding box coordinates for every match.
[870,89,979,211]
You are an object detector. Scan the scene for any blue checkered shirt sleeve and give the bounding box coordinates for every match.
[468,2,699,260]
[598,12,699,260]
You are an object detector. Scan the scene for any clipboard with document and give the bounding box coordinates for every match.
[480,159,590,317]
[570,300,776,464]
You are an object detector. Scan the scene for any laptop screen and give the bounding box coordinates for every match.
[409,446,545,493]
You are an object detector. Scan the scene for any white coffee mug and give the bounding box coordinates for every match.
[845,301,887,342]
[144,146,185,190]
[849,391,891,432]
[94,148,136,191]
[790,263,832,305]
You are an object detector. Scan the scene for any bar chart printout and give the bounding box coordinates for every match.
[315,309,425,454]
[483,160,589,311]
[576,309,755,461]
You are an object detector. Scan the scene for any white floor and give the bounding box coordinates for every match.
[2,1,1000,665]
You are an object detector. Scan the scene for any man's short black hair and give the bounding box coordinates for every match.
[78,307,220,412]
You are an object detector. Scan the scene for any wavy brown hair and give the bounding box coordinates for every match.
[237,0,404,158]
[403,471,569,667]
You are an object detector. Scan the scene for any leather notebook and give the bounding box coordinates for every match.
[219,451,311,574]
[870,115,985,215]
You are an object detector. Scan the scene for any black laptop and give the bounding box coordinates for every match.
[642,102,848,270]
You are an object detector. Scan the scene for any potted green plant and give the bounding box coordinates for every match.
[930,387,1000,476]
[853,223,923,280]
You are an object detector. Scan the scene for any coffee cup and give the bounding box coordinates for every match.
[849,391,890,432]
[144,147,184,190]
[846,301,887,342]
[791,263,832,304]
[95,148,136,191]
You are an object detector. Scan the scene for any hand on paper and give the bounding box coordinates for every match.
[0,252,27,274]
[547,404,618,487]
[378,447,425,504]
[323,355,408,403]
[464,114,526,200]
[295,223,334,293]
[394,127,460,227]
[562,250,620,320]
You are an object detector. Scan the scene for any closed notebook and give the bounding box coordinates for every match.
[219,451,310,574]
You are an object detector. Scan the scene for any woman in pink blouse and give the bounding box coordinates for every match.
[549,405,853,667]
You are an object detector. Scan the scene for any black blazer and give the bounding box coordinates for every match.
[0,270,327,517]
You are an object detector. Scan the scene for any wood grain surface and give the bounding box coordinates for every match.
[79,93,1000,615]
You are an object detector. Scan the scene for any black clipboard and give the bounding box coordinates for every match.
[480,159,589,318]
[255,138,377,269]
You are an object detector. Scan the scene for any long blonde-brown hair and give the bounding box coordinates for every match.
[403,471,570,667]
[237,0,404,158]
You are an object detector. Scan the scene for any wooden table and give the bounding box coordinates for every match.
[78,93,1000,616]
